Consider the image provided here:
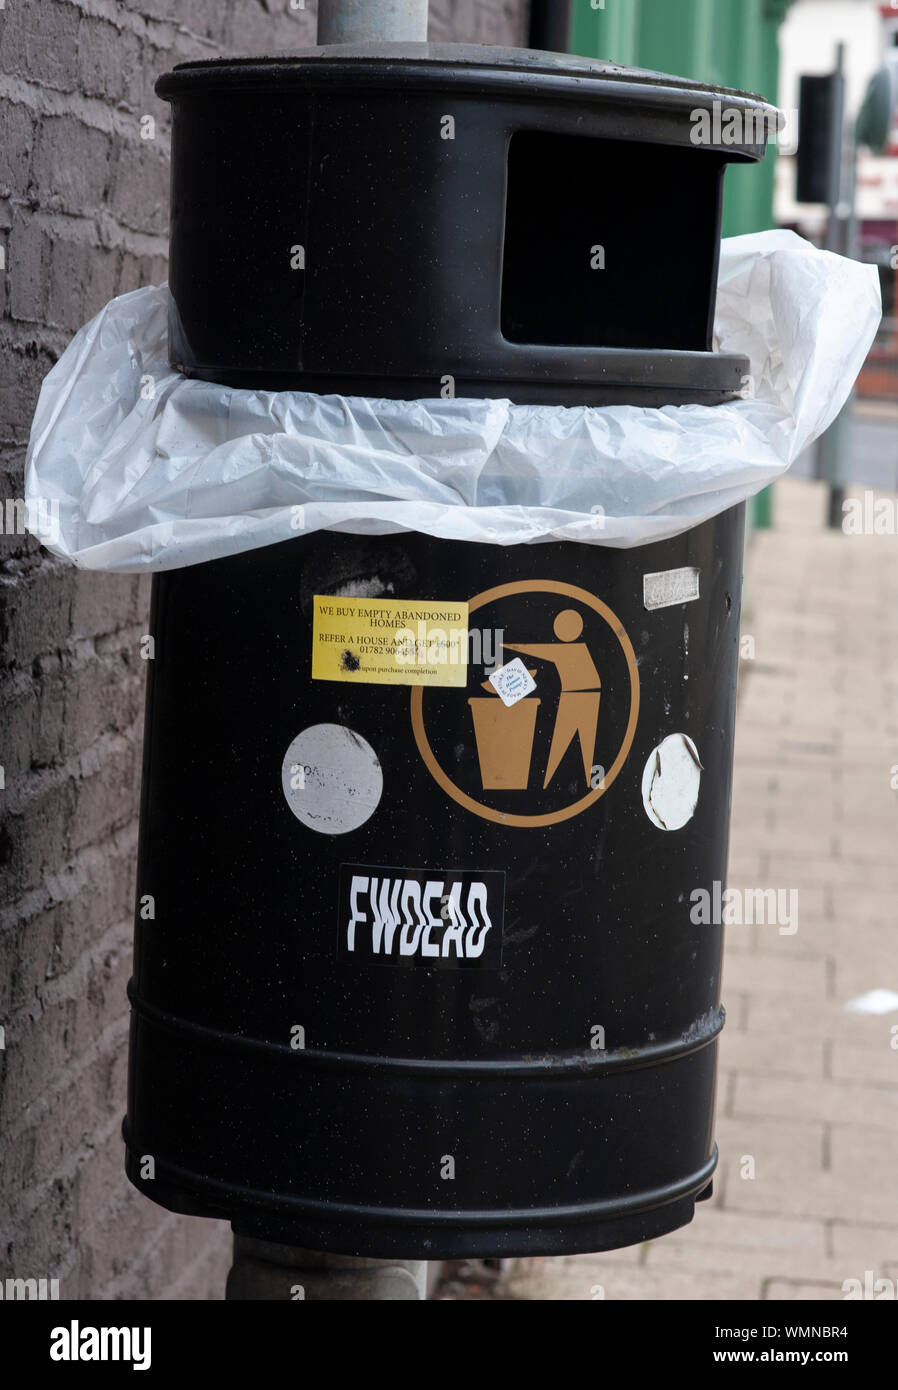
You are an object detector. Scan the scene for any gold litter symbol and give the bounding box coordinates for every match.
[411,580,640,829]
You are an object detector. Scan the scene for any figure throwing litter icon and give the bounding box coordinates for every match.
[504,608,601,789]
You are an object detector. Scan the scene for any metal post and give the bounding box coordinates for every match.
[226,1236,427,1301]
[317,0,429,44]
[818,44,852,529]
[529,0,572,53]
[228,0,432,1298]
[750,0,792,532]
[824,46,847,256]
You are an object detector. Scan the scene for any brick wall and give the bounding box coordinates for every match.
[0,0,530,1302]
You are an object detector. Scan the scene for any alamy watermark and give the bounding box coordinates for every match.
[395,625,504,669]
[842,491,898,536]
[1,497,60,545]
[843,1270,898,1300]
[690,101,790,147]
[50,1322,151,1370]
[0,1276,59,1300]
[690,881,798,935]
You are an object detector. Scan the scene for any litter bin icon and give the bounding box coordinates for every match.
[468,684,541,790]
[470,606,607,793]
[123,43,777,1258]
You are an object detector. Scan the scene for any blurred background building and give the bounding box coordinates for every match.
[569,0,897,511]
[777,1,898,402]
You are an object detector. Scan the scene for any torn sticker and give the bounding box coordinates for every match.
[642,733,703,831]
[643,567,701,611]
[281,724,383,835]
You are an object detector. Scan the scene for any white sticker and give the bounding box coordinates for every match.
[643,567,701,611]
[642,733,703,831]
[281,724,383,835]
[488,658,537,708]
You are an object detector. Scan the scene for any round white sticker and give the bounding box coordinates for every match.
[281,724,383,835]
[641,733,703,831]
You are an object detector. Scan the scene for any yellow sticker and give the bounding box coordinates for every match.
[312,596,469,687]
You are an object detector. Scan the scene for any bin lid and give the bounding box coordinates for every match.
[157,43,778,161]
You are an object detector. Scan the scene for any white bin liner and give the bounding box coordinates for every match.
[25,230,881,572]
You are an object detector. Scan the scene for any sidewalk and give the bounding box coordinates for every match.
[451,475,898,1301]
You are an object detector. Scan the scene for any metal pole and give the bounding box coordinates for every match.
[226,1236,427,1301]
[824,45,847,256]
[818,44,852,528]
[317,0,429,44]
[529,0,572,53]
[228,0,432,1299]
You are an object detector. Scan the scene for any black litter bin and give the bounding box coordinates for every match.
[124,44,774,1258]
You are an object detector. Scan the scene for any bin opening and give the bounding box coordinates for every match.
[501,131,727,352]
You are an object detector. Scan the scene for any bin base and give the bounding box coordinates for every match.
[124,1145,717,1260]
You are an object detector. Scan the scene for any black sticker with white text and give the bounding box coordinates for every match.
[338,864,505,968]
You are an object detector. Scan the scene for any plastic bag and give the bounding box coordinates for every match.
[25,230,881,572]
